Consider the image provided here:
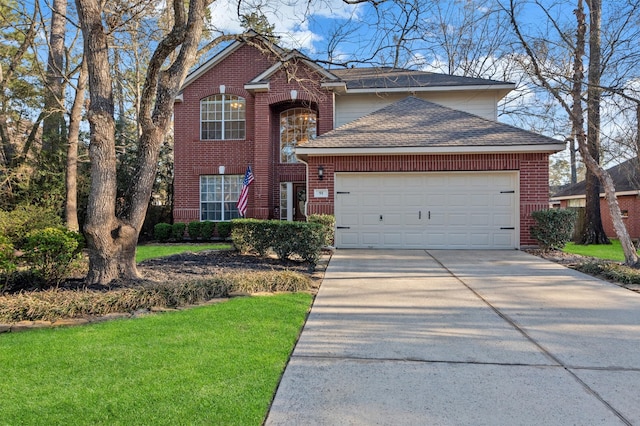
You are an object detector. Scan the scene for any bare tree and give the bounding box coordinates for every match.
[506,0,638,265]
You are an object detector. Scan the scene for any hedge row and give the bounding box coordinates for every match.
[231,219,326,266]
[154,221,232,242]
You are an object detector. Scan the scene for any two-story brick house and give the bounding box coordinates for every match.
[173,34,565,249]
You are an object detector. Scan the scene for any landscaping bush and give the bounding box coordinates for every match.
[22,228,84,287]
[0,206,62,247]
[171,222,186,241]
[187,221,202,240]
[0,235,16,291]
[530,209,577,251]
[308,214,335,246]
[216,221,232,239]
[154,223,172,242]
[231,219,324,266]
[574,260,640,285]
[201,221,215,240]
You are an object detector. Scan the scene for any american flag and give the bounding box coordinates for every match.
[236,165,255,217]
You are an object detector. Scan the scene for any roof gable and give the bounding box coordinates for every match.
[296,96,565,156]
[552,158,640,198]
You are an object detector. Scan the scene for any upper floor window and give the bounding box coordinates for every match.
[201,94,246,140]
[280,108,316,163]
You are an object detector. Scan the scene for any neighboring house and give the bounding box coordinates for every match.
[173,34,565,249]
[551,158,640,239]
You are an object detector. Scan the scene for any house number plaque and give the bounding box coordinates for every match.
[314,189,329,198]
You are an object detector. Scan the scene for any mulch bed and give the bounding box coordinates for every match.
[526,249,640,293]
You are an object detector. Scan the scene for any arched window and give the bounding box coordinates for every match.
[280,108,317,163]
[201,94,246,140]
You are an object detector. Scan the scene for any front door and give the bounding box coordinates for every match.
[294,183,306,221]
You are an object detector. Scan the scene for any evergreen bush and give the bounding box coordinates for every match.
[308,214,335,246]
[187,221,202,240]
[530,209,577,251]
[231,219,324,266]
[0,235,16,290]
[171,222,186,241]
[23,228,84,287]
[154,223,172,242]
[216,221,232,239]
[0,206,63,247]
[201,221,215,240]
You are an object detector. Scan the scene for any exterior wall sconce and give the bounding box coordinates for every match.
[318,165,324,180]
[291,89,298,101]
[219,165,225,174]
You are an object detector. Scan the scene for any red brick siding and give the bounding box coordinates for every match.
[173,45,334,221]
[305,153,550,247]
[560,197,640,239]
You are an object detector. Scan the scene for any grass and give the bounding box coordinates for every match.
[0,293,312,425]
[136,243,231,263]
[563,239,639,262]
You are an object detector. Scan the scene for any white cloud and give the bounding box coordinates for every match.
[207,0,359,52]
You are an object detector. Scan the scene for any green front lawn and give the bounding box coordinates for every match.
[563,239,639,262]
[0,293,312,425]
[136,243,231,263]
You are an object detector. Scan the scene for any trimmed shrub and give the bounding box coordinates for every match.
[22,228,84,287]
[187,221,202,240]
[201,221,215,240]
[216,221,232,239]
[530,209,577,251]
[231,219,324,266]
[308,214,335,246]
[171,222,186,241]
[154,223,172,242]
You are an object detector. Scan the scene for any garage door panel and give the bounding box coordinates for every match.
[340,213,360,226]
[361,194,380,207]
[361,233,381,245]
[362,213,382,226]
[449,213,468,226]
[492,213,513,227]
[383,233,403,246]
[335,172,518,249]
[470,213,491,226]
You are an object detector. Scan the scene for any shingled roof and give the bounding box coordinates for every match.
[296,96,565,155]
[330,67,512,90]
[552,158,640,198]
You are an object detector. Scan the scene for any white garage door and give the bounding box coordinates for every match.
[335,172,519,249]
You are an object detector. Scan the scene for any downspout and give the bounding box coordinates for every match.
[296,154,310,220]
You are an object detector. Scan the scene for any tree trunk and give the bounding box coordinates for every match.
[42,0,67,153]
[579,0,609,245]
[77,0,208,284]
[65,61,87,232]
[580,0,637,265]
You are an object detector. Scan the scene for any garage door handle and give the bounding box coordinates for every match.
[500,190,515,193]
[337,226,351,229]
[500,227,515,230]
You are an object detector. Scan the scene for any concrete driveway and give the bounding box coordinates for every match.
[266,250,640,426]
